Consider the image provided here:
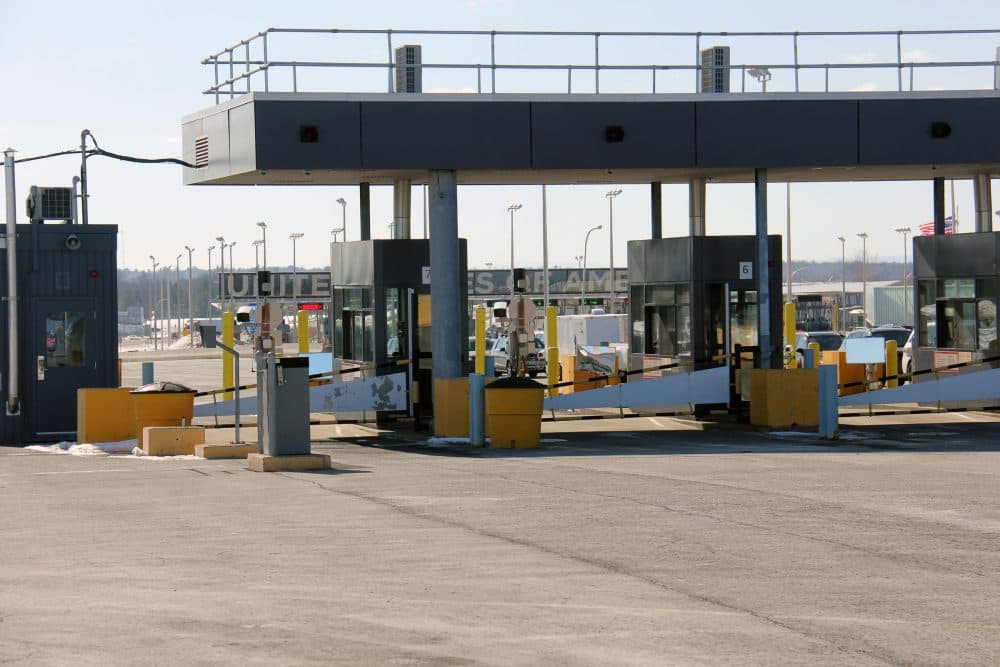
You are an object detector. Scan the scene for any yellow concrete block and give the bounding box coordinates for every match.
[560,355,576,393]
[485,385,544,449]
[247,453,331,472]
[748,369,819,428]
[77,388,135,443]
[836,351,884,397]
[132,392,195,439]
[195,443,257,459]
[142,426,206,456]
[434,377,470,438]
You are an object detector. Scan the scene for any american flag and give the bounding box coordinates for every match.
[918,216,955,236]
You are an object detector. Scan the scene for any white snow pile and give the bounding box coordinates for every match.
[28,439,138,456]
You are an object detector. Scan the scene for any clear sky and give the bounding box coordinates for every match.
[2,1,999,273]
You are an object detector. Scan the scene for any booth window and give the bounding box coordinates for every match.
[729,290,758,350]
[334,287,373,362]
[642,284,690,357]
[917,280,937,346]
[976,278,997,352]
[937,300,976,350]
[384,288,408,359]
[45,312,86,367]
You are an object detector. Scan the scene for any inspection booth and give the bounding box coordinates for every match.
[627,235,782,376]
[0,224,119,443]
[330,239,469,419]
[912,232,999,374]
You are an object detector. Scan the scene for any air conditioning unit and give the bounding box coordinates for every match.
[700,46,731,93]
[26,186,74,222]
[394,44,422,93]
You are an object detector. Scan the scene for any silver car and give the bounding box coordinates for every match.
[491,335,546,377]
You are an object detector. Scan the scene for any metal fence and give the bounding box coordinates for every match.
[202,28,1000,102]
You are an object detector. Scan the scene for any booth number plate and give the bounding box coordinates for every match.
[739,261,753,278]
[422,266,431,285]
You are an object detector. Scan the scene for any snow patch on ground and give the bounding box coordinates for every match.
[28,439,138,456]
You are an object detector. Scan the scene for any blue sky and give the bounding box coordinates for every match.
[2,0,999,272]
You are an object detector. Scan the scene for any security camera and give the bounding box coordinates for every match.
[64,234,81,251]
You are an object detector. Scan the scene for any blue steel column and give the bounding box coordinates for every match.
[754,168,776,369]
[650,182,662,239]
[429,170,462,380]
[933,177,946,235]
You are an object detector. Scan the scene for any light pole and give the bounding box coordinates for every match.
[252,239,263,271]
[149,256,158,350]
[207,245,215,317]
[215,237,226,314]
[605,188,622,312]
[507,203,522,301]
[336,198,347,242]
[184,246,195,348]
[582,224,603,306]
[786,183,792,303]
[175,254,182,342]
[895,226,912,325]
[256,221,267,269]
[227,241,236,315]
[575,255,583,268]
[289,233,304,300]
[836,237,846,333]
[857,233,869,327]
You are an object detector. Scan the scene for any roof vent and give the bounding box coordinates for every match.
[194,135,209,167]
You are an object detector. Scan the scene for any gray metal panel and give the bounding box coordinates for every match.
[331,241,375,285]
[228,103,257,175]
[691,235,780,284]
[373,239,430,287]
[201,111,232,182]
[860,98,1000,165]
[531,102,696,168]
[696,100,859,167]
[913,232,1000,277]
[626,238,692,283]
[361,102,530,169]
[255,101,361,170]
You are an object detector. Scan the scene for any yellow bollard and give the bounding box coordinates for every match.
[222,311,234,400]
[297,310,309,354]
[885,339,898,388]
[546,306,559,396]
[475,305,486,375]
[784,302,797,369]
[832,302,839,333]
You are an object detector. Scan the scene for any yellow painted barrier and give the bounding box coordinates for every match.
[749,368,818,428]
[885,339,899,388]
[131,391,195,440]
[222,311,234,401]
[808,342,821,368]
[434,377,470,437]
[485,378,544,449]
[77,388,135,443]
[142,426,205,456]
[298,310,309,354]
[546,306,558,396]
[475,306,486,375]
[784,302,797,369]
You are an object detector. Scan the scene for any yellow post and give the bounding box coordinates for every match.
[832,302,839,332]
[297,310,309,354]
[808,342,821,368]
[546,306,559,395]
[885,339,898,388]
[222,311,234,400]
[475,305,486,375]
[784,302,797,369]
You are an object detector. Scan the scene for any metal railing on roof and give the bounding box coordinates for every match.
[201,28,1000,103]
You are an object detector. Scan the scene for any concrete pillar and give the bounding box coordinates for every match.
[650,181,662,239]
[429,170,462,380]
[393,178,411,239]
[689,177,706,236]
[359,182,371,241]
[754,168,778,369]
[933,177,946,235]
[974,174,993,232]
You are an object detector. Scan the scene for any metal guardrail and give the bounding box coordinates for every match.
[201,28,1000,102]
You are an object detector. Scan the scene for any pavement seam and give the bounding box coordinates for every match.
[279,472,903,667]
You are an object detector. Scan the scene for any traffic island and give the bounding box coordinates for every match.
[247,452,331,472]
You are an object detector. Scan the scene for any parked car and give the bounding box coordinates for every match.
[467,335,497,360]
[900,329,914,379]
[839,326,910,373]
[490,335,546,377]
[793,330,843,365]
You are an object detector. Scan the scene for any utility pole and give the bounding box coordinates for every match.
[184,246,195,348]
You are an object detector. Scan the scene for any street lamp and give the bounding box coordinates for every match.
[748,67,772,92]
[289,233,304,300]
[256,221,267,270]
[836,237,846,333]
[582,224,603,306]
[857,233,869,327]
[895,226,912,325]
[574,255,583,268]
[207,245,216,318]
[175,254,182,343]
[215,237,226,314]
[336,198,347,242]
[184,246,195,348]
[605,189,622,312]
[227,241,237,315]
[507,203,522,301]
[252,239,264,271]
[149,255,159,350]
